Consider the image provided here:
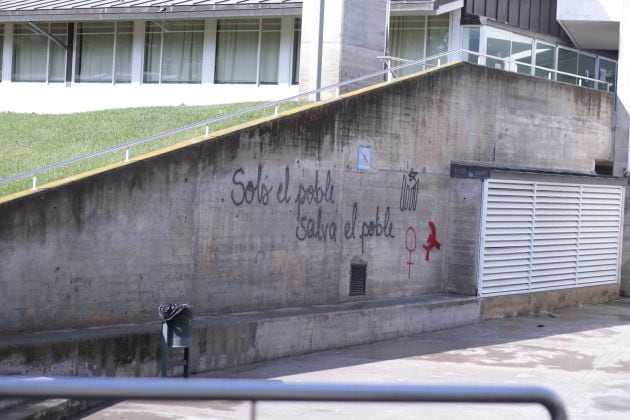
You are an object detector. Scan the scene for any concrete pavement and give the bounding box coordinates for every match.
[84,299,630,419]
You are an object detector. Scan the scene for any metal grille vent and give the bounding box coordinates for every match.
[350,264,367,296]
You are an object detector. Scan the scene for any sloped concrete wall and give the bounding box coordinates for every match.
[0,63,615,335]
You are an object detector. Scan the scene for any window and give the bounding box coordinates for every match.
[12,23,67,82]
[389,15,449,76]
[461,26,480,64]
[426,14,449,65]
[598,58,616,92]
[557,47,578,85]
[485,29,532,75]
[292,18,301,85]
[75,22,132,83]
[511,35,533,75]
[144,20,204,84]
[578,52,596,88]
[534,41,555,79]
[215,18,281,84]
[466,25,616,90]
[486,28,510,70]
[0,25,3,80]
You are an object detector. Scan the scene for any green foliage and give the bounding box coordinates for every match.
[0,101,302,197]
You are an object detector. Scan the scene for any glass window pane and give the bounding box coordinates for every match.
[77,22,115,34]
[12,25,47,82]
[49,23,67,83]
[0,25,4,80]
[461,26,480,64]
[260,19,280,84]
[511,34,532,75]
[161,31,203,83]
[76,32,114,82]
[557,48,578,85]
[144,30,161,83]
[49,36,67,82]
[578,53,596,88]
[388,16,426,76]
[260,30,280,84]
[218,19,259,32]
[215,20,258,83]
[163,20,204,32]
[426,14,449,66]
[598,58,616,92]
[534,41,555,79]
[486,28,510,70]
[115,33,133,83]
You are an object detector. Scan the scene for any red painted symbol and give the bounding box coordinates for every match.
[405,227,417,278]
[422,221,441,261]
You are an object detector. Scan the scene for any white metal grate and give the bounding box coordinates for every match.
[479,180,623,296]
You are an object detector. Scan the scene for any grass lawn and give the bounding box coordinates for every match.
[0,101,302,197]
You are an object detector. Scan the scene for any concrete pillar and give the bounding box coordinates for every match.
[617,3,630,177]
[2,23,13,83]
[300,0,388,96]
[618,2,630,296]
[131,21,145,84]
[278,17,294,86]
[202,19,217,84]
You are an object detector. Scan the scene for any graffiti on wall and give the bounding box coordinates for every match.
[403,221,441,277]
[229,164,395,251]
[422,221,441,261]
[228,164,442,278]
[399,169,419,212]
[405,227,417,278]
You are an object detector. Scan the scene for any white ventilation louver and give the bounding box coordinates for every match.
[479,179,622,296]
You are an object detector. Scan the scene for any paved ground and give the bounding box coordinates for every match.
[84,299,630,419]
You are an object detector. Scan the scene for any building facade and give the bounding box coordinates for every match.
[0,1,620,113]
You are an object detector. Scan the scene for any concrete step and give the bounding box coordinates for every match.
[0,398,104,420]
[0,294,481,378]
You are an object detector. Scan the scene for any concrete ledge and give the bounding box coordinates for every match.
[0,294,480,378]
[481,284,620,320]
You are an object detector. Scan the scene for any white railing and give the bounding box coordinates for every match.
[382,49,614,92]
[0,49,458,196]
[0,48,613,197]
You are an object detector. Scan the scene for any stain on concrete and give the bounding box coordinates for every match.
[592,396,630,412]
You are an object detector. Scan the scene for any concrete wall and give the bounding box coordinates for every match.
[0,62,615,335]
[299,0,388,95]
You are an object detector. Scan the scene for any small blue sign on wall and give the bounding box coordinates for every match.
[357,146,371,170]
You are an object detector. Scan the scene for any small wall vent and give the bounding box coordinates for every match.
[349,263,367,296]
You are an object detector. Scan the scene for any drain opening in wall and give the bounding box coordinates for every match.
[350,263,367,296]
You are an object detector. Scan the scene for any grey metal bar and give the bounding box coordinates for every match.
[0,376,568,420]
[0,49,458,186]
[457,49,612,90]
[27,21,68,50]
[1,46,610,190]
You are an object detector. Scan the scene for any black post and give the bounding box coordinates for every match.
[161,322,169,377]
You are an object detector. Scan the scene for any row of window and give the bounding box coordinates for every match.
[463,26,617,91]
[388,15,450,76]
[0,18,301,85]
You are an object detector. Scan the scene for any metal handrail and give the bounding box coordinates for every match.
[0,376,568,420]
[0,49,459,190]
[0,46,613,192]
[381,50,613,91]
[460,48,613,90]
